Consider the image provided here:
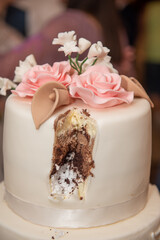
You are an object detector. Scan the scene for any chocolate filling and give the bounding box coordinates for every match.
[50,129,95,178]
[50,109,96,198]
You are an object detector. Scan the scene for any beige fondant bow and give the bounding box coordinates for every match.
[31,82,71,129]
[121,75,154,108]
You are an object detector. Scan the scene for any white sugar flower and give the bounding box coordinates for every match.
[52,31,80,56]
[78,38,91,54]
[88,41,110,59]
[96,55,118,73]
[52,31,77,46]
[13,54,37,83]
[0,78,17,96]
[58,41,79,56]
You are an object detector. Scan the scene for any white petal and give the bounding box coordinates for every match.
[58,41,79,56]
[0,78,17,96]
[78,38,91,54]
[13,54,37,83]
[88,41,110,59]
[87,43,99,58]
[52,31,77,46]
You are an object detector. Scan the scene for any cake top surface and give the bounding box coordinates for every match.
[7,94,150,124]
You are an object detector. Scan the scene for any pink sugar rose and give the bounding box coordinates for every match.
[69,65,134,108]
[13,61,72,97]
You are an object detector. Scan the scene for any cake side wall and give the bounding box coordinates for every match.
[3,96,53,203]
[3,95,151,226]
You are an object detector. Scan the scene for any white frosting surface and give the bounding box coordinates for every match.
[0,183,160,240]
[3,95,152,227]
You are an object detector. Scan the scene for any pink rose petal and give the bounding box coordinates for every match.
[69,64,133,108]
[13,61,73,97]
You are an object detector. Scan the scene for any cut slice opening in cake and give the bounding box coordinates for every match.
[50,109,96,200]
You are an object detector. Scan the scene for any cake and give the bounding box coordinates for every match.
[0,31,160,240]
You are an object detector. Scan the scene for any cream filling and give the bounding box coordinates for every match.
[50,162,83,199]
[56,109,96,141]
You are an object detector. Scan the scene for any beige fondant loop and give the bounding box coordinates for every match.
[49,91,56,101]
[151,226,160,240]
[31,82,71,129]
[121,75,154,108]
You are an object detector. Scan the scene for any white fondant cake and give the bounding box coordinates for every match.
[3,95,152,228]
[0,31,160,239]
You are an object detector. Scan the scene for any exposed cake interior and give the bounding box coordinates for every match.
[50,108,96,200]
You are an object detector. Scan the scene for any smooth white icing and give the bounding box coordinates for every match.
[3,95,152,227]
[4,186,148,228]
[0,183,160,240]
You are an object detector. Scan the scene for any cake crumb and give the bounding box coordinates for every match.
[82,109,90,117]
[65,178,70,184]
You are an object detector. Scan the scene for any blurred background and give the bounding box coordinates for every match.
[0,0,160,189]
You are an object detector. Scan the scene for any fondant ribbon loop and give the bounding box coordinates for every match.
[31,81,71,129]
[121,75,154,108]
[151,226,160,240]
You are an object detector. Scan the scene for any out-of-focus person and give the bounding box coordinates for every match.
[0,0,104,80]
[116,0,139,46]
[143,1,160,168]
[136,0,160,101]
[143,1,160,108]
[12,0,65,36]
[0,0,24,55]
